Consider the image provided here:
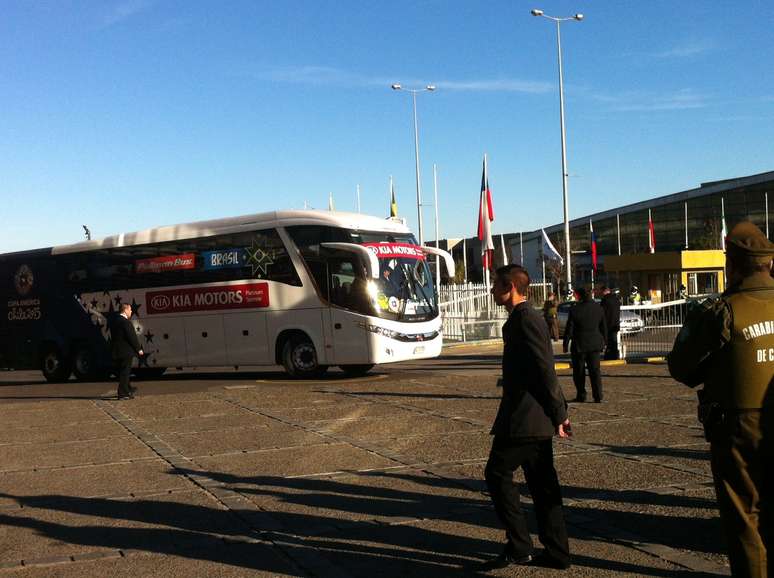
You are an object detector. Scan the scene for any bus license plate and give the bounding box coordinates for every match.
[413,346,425,354]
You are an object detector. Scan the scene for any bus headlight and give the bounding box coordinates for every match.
[363,324,399,339]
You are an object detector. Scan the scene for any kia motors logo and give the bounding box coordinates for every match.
[150,295,170,311]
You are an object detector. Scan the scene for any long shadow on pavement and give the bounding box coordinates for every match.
[0,467,725,576]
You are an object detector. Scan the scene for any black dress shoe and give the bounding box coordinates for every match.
[117,393,135,400]
[530,553,571,570]
[479,551,532,570]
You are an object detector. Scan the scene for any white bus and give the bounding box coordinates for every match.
[0,210,454,381]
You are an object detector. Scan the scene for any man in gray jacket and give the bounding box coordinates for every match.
[481,264,572,570]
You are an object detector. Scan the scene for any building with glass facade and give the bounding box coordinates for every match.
[444,170,773,299]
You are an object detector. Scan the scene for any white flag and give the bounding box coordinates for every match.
[541,229,563,264]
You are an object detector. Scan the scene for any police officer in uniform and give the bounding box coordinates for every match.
[543,292,560,341]
[668,221,774,578]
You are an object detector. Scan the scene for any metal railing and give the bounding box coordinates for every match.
[620,296,716,359]
[438,283,548,343]
[439,283,507,342]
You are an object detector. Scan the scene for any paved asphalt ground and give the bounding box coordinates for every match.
[0,343,730,577]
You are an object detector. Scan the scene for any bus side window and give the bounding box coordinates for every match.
[250,229,302,287]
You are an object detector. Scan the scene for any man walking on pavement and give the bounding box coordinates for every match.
[481,264,572,571]
[563,286,607,403]
[600,285,621,360]
[668,221,774,578]
[543,291,560,341]
[109,302,143,400]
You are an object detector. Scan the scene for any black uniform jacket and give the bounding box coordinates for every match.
[492,301,568,439]
[563,299,607,353]
[601,293,621,332]
[109,314,142,361]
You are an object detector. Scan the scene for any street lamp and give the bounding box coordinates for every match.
[531,8,583,296]
[391,83,436,245]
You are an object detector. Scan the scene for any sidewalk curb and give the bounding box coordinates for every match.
[555,356,666,371]
[442,339,501,350]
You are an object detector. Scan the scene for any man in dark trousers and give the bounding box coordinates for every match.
[563,286,606,403]
[481,264,572,571]
[109,303,143,399]
[600,285,621,360]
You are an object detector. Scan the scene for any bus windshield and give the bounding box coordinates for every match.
[362,242,436,322]
[286,225,438,322]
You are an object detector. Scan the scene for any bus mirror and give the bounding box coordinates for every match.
[320,242,380,279]
[421,246,455,278]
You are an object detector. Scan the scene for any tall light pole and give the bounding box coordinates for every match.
[391,83,436,245]
[531,8,583,296]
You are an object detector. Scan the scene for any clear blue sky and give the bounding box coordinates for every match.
[2,0,773,253]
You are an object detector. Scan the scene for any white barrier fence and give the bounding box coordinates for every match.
[438,283,548,343]
[619,299,691,359]
[440,282,714,356]
[438,283,507,342]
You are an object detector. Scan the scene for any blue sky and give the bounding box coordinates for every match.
[2,0,773,253]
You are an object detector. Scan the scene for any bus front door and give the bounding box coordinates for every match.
[328,308,369,365]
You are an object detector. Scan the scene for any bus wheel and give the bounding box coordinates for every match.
[41,346,72,383]
[282,336,327,378]
[339,364,374,377]
[72,346,98,381]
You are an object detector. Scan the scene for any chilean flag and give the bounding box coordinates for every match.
[648,209,656,254]
[477,154,495,271]
[590,219,597,271]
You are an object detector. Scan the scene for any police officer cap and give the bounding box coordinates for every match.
[726,221,774,257]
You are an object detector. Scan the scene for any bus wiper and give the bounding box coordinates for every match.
[413,277,436,315]
[396,263,414,320]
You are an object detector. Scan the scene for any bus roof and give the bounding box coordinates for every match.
[46,210,412,255]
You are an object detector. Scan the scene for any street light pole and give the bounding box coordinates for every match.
[392,83,436,245]
[531,8,583,296]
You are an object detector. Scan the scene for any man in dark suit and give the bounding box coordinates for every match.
[563,286,606,402]
[600,286,621,360]
[481,264,572,571]
[109,303,143,399]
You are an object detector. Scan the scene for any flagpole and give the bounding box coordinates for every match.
[766,192,770,239]
[501,234,507,266]
[721,197,727,287]
[433,164,440,286]
[616,213,621,256]
[721,197,726,250]
[684,202,689,249]
[542,255,547,301]
[356,184,361,213]
[589,218,595,293]
[519,232,524,264]
[480,153,492,289]
[648,209,654,253]
[463,238,468,283]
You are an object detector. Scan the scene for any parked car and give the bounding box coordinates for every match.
[557,301,643,337]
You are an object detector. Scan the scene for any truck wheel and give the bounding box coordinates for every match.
[339,364,374,377]
[41,346,72,383]
[282,336,327,379]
